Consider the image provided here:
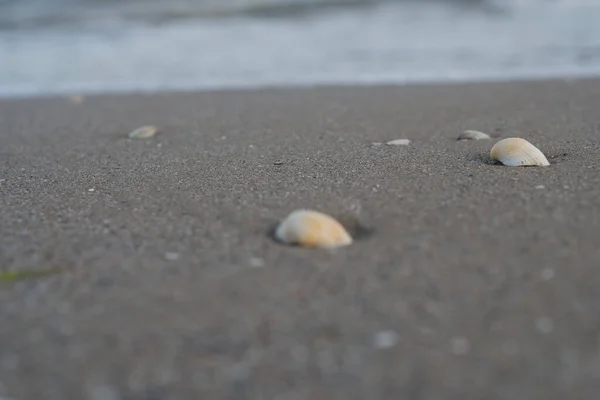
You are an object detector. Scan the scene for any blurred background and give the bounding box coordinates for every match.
[1,0,599,97]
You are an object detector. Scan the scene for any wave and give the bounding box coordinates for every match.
[1,0,598,97]
[0,0,500,30]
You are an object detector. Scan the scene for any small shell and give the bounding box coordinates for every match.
[128,125,159,139]
[457,130,490,140]
[490,138,549,166]
[68,95,84,104]
[386,139,410,146]
[275,210,352,248]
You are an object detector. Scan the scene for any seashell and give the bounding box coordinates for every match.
[373,330,400,349]
[490,138,549,166]
[128,125,159,139]
[386,139,410,146]
[68,95,84,104]
[457,130,490,141]
[275,209,352,248]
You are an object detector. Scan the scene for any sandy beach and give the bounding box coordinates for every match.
[1,78,599,399]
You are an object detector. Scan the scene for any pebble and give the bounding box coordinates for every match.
[0,354,19,371]
[373,330,400,349]
[318,350,338,373]
[386,139,410,146]
[490,321,504,332]
[541,268,555,281]
[291,345,309,364]
[535,185,545,190]
[501,341,519,356]
[249,257,266,268]
[165,252,180,261]
[88,188,95,192]
[226,362,252,381]
[450,336,470,355]
[27,328,44,342]
[535,317,554,334]
[419,326,435,335]
[128,125,158,139]
[87,384,121,400]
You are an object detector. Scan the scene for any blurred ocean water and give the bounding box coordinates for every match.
[1,0,600,97]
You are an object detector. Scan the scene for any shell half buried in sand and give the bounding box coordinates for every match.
[386,139,410,146]
[275,210,353,248]
[490,138,550,166]
[68,95,84,105]
[128,125,159,139]
[457,130,490,141]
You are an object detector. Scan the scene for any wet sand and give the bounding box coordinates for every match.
[1,78,600,399]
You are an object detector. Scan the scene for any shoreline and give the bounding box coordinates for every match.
[2,71,600,101]
[1,77,599,399]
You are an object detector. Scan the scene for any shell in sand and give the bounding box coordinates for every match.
[457,130,490,141]
[68,95,84,105]
[490,138,549,166]
[386,139,410,146]
[129,125,159,139]
[275,210,352,248]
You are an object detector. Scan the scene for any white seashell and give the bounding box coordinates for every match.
[386,139,410,146]
[490,138,549,167]
[457,130,490,140]
[450,337,470,355]
[128,125,159,139]
[275,209,352,248]
[248,257,266,268]
[373,330,400,349]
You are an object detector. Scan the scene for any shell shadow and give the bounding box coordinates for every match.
[336,213,374,241]
[468,151,563,167]
[468,153,501,166]
[266,223,287,246]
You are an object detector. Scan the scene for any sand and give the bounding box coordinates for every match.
[1,78,599,399]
